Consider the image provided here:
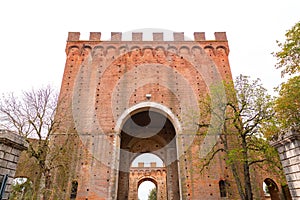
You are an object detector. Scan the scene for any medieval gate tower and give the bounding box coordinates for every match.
[52,31,237,200]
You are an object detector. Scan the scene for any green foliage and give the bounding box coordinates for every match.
[274,75,300,130]
[270,20,300,133]
[148,188,157,200]
[9,178,33,200]
[274,21,300,77]
[199,75,281,200]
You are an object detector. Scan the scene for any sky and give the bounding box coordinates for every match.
[0,0,299,96]
[1,0,299,199]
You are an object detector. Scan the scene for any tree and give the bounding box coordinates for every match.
[274,21,300,77]
[198,75,281,200]
[148,188,157,200]
[272,21,300,132]
[0,86,69,199]
[274,75,300,130]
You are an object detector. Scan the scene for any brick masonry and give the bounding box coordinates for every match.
[271,130,300,199]
[43,31,289,200]
[129,162,167,200]
[0,130,27,200]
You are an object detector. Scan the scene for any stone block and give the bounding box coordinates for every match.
[0,167,10,175]
[289,173,300,181]
[285,148,300,158]
[0,151,4,159]
[4,153,14,162]
[6,162,17,170]
[11,148,20,156]
[0,159,8,168]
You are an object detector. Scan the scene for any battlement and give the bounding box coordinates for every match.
[131,162,159,168]
[67,31,227,42]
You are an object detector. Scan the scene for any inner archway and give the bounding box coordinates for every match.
[264,178,280,200]
[138,180,156,200]
[117,108,180,199]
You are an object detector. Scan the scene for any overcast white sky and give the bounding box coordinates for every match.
[0,0,299,96]
[1,0,299,198]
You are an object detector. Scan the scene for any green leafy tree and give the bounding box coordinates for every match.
[199,75,282,200]
[274,21,300,77]
[272,21,300,132]
[148,188,157,200]
[274,76,300,130]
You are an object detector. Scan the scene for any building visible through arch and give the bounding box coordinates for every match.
[41,31,289,199]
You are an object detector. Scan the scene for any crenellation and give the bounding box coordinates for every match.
[194,32,206,41]
[153,32,163,41]
[67,31,230,42]
[214,32,227,41]
[173,32,184,41]
[132,32,143,41]
[89,32,101,41]
[111,32,122,41]
[68,32,80,41]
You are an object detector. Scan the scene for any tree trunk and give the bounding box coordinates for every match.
[43,169,52,200]
[222,133,246,200]
[242,137,253,200]
[230,162,246,200]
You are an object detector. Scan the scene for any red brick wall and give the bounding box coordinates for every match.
[51,32,242,200]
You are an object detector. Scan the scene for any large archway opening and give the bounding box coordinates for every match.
[117,108,180,199]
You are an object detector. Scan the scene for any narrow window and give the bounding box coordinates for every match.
[219,180,226,197]
[70,181,78,199]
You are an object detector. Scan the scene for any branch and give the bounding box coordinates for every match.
[248,159,267,166]
[200,147,226,173]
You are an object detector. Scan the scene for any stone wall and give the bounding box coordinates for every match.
[271,130,300,199]
[0,130,27,200]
